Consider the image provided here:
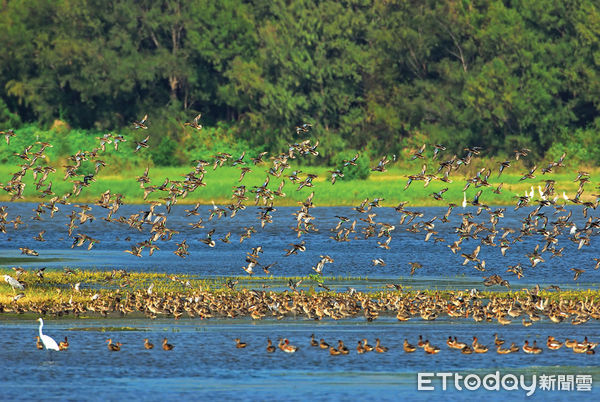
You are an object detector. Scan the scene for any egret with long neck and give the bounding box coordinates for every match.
[37,318,59,351]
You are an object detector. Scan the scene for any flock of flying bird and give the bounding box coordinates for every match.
[1,114,600,295]
[4,115,600,363]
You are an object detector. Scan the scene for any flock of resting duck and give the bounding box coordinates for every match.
[1,116,600,329]
[36,313,597,355]
[3,282,600,325]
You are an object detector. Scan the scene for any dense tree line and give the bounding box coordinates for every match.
[1,0,599,162]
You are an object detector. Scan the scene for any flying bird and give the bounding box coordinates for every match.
[134,136,150,152]
[571,268,584,281]
[1,129,15,145]
[133,114,148,129]
[409,262,422,275]
[184,113,202,130]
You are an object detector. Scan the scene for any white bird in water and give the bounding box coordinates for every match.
[3,274,24,291]
[37,318,60,351]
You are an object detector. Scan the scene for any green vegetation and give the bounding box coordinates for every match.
[0,124,594,206]
[2,266,599,306]
[1,1,600,163]
[0,161,592,207]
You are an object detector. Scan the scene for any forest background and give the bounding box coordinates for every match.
[1,0,600,179]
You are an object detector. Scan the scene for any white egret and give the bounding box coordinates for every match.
[37,318,60,351]
[462,192,467,208]
[538,185,547,200]
[3,274,24,291]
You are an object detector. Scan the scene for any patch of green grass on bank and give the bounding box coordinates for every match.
[2,268,600,305]
[0,161,592,207]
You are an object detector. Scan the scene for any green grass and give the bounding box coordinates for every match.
[0,160,592,207]
[0,268,218,303]
[3,267,600,305]
[1,124,597,206]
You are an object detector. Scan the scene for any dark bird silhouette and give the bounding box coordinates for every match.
[295,123,312,135]
[571,268,584,281]
[343,153,359,167]
[432,188,448,201]
[411,144,426,160]
[2,129,15,145]
[133,114,148,129]
[432,144,446,159]
[409,262,422,275]
[134,136,150,152]
[514,148,531,160]
[284,241,306,256]
[184,113,202,130]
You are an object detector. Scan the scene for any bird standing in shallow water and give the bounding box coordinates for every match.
[37,318,59,351]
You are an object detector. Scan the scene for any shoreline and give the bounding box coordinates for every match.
[2,273,600,323]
